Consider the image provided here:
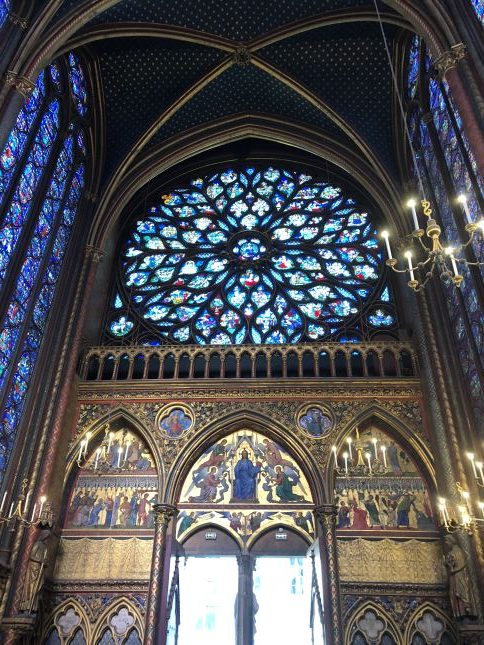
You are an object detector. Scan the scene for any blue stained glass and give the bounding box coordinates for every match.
[0,164,84,479]
[118,167,384,344]
[0,0,10,28]
[68,53,87,116]
[49,63,61,90]
[407,35,419,99]
[0,100,60,287]
[110,316,134,336]
[471,0,484,24]
[0,71,45,206]
[368,309,395,327]
[0,136,73,391]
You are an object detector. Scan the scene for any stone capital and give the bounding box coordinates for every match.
[152,503,178,528]
[314,504,337,529]
[3,71,35,98]
[433,43,466,78]
[9,12,28,29]
[85,245,104,264]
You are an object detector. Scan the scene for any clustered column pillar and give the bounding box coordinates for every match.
[314,504,343,645]
[145,504,177,645]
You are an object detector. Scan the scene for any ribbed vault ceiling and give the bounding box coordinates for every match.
[54,0,409,187]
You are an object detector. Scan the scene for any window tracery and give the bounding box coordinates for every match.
[0,54,89,477]
[108,167,397,345]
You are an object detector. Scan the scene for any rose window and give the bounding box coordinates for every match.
[112,167,391,345]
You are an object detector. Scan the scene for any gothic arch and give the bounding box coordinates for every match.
[41,598,91,644]
[64,406,163,489]
[404,603,457,644]
[91,597,144,644]
[89,116,405,248]
[164,408,327,505]
[326,404,435,497]
[345,600,402,645]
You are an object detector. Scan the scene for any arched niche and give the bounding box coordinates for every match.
[175,428,315,548]
[332,420,436,536]
[91,600,144,645]
[404,604,457,645]
[42,601,90,644]
[62,417,159,532]
[345,601,401,645]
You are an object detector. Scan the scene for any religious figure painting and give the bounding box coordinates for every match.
[176,509,314,543]
[158,406,193,439]
[298,406,333,438]
[80,428,156,473]
[65,477,158,530]
[179,431,312,506]
[334,427,435,533]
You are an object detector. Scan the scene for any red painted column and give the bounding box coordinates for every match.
[145,504,177,645]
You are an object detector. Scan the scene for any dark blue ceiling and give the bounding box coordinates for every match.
[57,0,371,40]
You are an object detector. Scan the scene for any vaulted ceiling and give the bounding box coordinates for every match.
[54,0,414,190]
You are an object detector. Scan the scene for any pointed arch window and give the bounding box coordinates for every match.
[405,36,484,428]
[0,54,89,478]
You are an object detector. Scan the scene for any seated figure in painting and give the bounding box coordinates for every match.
[274,465,304,502]
[233,450,261,501]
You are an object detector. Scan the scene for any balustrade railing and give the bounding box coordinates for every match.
[79,342,418,382]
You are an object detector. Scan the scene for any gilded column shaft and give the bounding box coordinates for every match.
[315,504,343,645]
[145,504,177,645]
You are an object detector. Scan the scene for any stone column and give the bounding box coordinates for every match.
[236,553,253,645]
[314,504,343,645]
[145,504,177,645]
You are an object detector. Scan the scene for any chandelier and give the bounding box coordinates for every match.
[380,197,483,292]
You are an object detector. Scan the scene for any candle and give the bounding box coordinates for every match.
[39,495,46,517]
[457,194,472,225]
[85,431,92,452]
[123,440,131,464]
[458,505,470,527]
[476,461,484,486]
[343,451,349,475]
[0,491,7,513]
[371,437,378,461]
[346,437,353,461]
[332,445,338,469]
[438,498,449,526]
[94,448,101,470]
[30,503,37,522]
[479,501,484,519]
[365,452,372,474]
[24,490,31,515]
[407,198,419,230]
[107,432,114,453]
[381,445,387,468]
[8,502,14,518]
[117,447,123,468]
[445,247,460,277]
[466,452,477,478]
[380,231,393,259]
[405,251,415,282]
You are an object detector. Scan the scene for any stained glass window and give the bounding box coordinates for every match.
[406,35,419,100]
[68,53,88,116]
[406,37,484,431]
[470,0,484,24]
[0,71,46,208]
[110,167,396,346]
[0,54,88,478]
[0,0,10,29]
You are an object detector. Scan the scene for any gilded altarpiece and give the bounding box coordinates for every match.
[43,381,452,643]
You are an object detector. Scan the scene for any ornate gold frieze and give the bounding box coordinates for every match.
[338,538,446,585]
[53,538,153,581]
[3,71,35,97]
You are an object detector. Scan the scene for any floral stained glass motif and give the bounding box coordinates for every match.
[0,136,74,388]
[68,53,88,116]
[0,100,60,287]
[119,167,383,345]
[0,71,46,207]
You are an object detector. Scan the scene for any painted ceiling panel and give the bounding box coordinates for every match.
[258,22,398,173]
[57,0,370,40]
[95,39,227,176]
[148,64,354,150]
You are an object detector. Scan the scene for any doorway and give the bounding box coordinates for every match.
[167,525,325,645]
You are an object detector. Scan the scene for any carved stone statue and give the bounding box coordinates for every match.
[19,530,50,613]
[443,534,478,619]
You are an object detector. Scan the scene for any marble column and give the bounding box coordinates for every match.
[314,504,343,645]
[145,504,177,645]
